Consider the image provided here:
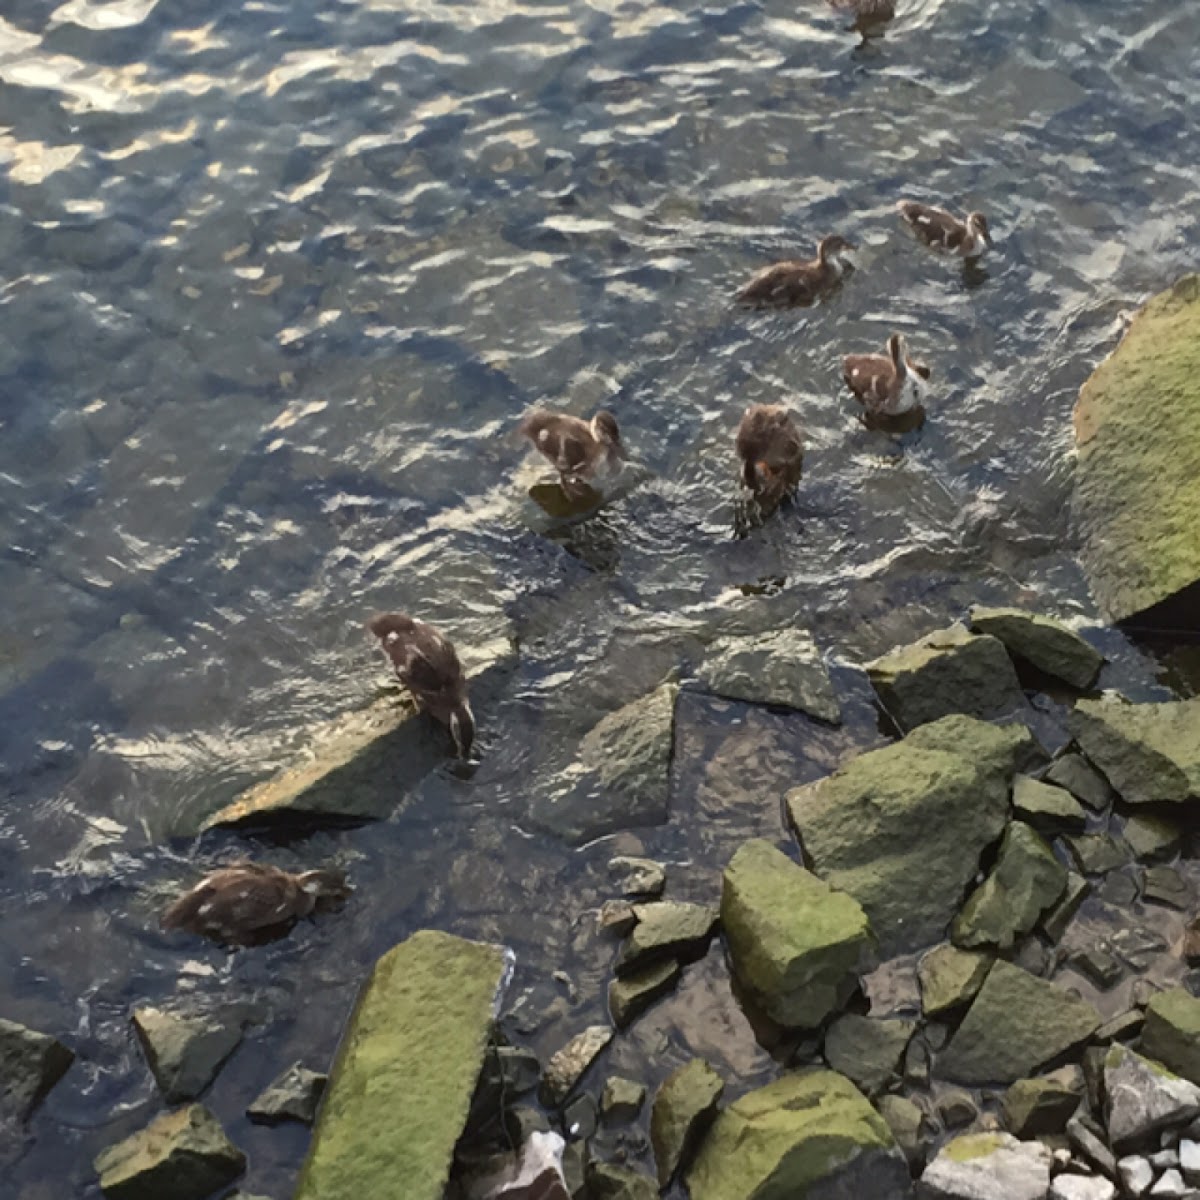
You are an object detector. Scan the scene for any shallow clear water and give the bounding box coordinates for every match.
[2,0,1199,1192]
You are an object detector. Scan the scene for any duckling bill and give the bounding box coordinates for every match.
[735,404,804,508]
[736,235,856,309]
[367,612,475,758]
[897,201,993,258]
[843,333,931,417]
[518,409,623,488]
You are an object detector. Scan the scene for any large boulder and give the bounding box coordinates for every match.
[0,1017,74,1123]
[968,607,1104,690]
[721,840,874,1029]
[864,625,1027,731]
[938,961,1100,1085]
[1104,1044,1200,1149]
[1069,695,1200,805]
[1141,989,1200,1086]
[1072,274,1200,628]
[295,930,512,1200]
[787,716,1033,955]
[919,1132,1052,1200]
[131,1006,243,1104]
[686,1069,912,1199]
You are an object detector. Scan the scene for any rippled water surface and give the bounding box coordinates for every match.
[2,0,1199,1193]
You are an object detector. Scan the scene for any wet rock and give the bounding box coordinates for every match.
[505,1106,551,1146]
[904,1037,932,1089]
[295,930,512,1200]
[876,1094,930,1169]
[1095,1009,1145,1043]
[614,901,716,975]
[1070,946,1125,990]
[1124,814,1181,862]
[1001,1066,1085,1136]
[1072,274,1200,628]
[0,1017,74,1123]
[1049,1176,1117,1200]
[1041,873,1089,943]
[131,1006,243,1104]
[542,1027,612,1107]
[939,961,1100,1085]
[937,1089,979,1130]
[1185,919,1200,966]
[200,635,517,831]
[1101,871,1140,906]
[1067,833,1132,876]
[485,1046,542,1099]
[1105,1044,1200,1149]
[720,839,873,1028]
[788,715,1032,955]
[695,629,840,724]
[1143,990,1200,1086]
[564,1094,598,1141]
[951,821,1067,951]
[1144,866,1191,909]
[1046,753,1116,812]
[607,856,666,898]
[865,624,1027,731]
[650,1058,724,1187]
[1069,1112,1118,1177]
[1150,1169,1189,1197]
[1118,1155,1155,1197]
[471,1129,571,1200]
[687,1069,912,1199]
[588,1161,657,1200]
[94,1104,245,1200]
[1069,695,1200,806]
[1180,1138,1200,1184]
[601,1077,646,1123]
[1013,775,1087,834]
[968,606,1104,690]
[919,1132,1052,1200]
[247,1062,327,1125]
[608,959,681,1029]
[563,1140,588,1198]
[597,900,637,937]
[918,944,993,1017]
[823,1015,916,1098]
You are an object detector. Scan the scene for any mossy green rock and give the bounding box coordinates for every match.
[917,944,993,1018]
[1069,695,1200,804]
[787,715,1032,955]
[295,930,511,1200]
[1123,812,1180,861]
[865,625,1027,731]
[589,1161,659,1200]
[1012,775,1087,834]
[939,961,1100,1085]
[951,821,1068,951]
[608,958,681,1029]
[823,1014,916,1097]
[1142,988,1200,1085]
[721,840,873,1028]
[968,606,1104,689]
[651,1058,724,1186]
[95,1104,245,1200]
[1001,1066,1085,1136]
[614,900,717,975]
[1072,274,1200,626]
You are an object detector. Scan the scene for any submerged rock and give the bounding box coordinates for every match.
[295,930,512,1200]
[94,1104,245,1200]
[687,1069,911,1200]
[939,961,1100,1085]
[1066,832,1132,875]
[1069,695,1200,805]
[1104,1044,1200,1148]
[131,1006,243,1104]
[788,715,1032,955]
[919,1132,1052,1200]
[695,629,840,724]
[247,1062,327,1125]
[588,1161,658,1200]
[607,856,666,898]
[1143,989,1200,1086]
[865,624,1027,731]
[968,606,1104,690]
[1123,813,1181,861]
[823,1015,916,1098]
[721,839,873,1029]
[601,1077,646,1123]
[1072,274,1200,628]
[0,1017,74,1123]
[1012,775,1087,834]
[650,1058,724,1187]
[542,1027,612,1107]
[614,901,717,976]
[1040,872,1090,942]
[918,944,993,1018]
[608,959,681,1029]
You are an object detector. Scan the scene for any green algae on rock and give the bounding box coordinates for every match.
[1072,274,1200,627]
[614,900,717,976]
[721,840,873,1029]
[650,1058,724,1187]
[917,944,993,1018]
[295,930,512,1200]
[687,1069,911,1200]
[1001,1066,1085,1137]
[608,958,681,1029]
[968,606,1104,689]
[787,715,1032,955]
[1012,775,1087,834]
[1142,988,1200,1086]
[919,1132,1051,1200]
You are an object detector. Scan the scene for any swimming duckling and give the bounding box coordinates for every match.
[735,405,805,507]
[368,612,476,757]
[162,862,350,945]
[842,333,932,417]
[736,235,857,308]
[897,202,994,258]
[518,409,623,488]
[828,0,896,27]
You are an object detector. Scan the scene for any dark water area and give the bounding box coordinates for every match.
[1,0,1199,1193]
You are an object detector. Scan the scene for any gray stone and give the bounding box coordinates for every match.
[951,821,1068,951]
[937,1089,979,1130]
[1144,866,1191,909]
[787,715,1033,955]
[968,606,1104,690]
[597,900,637,936]
[696,629,841,724]
[876,1094,930,1169]
[131,1007,243,1105]
[1104,1044,1200,1149]
[1046,754,1116,812]
[1049,1176,1117,1200]
[824,1014,916,1098]
[721,840,874,1028]
[542,1027,612,1107]
[247,1062,327,1125]
[1001,1066,1085,1137]
[1124,814,1182,861]
[607,856,666,898]
[1094,1010,1145,1043]
[614,901,716,976]
[1101,871,1140,906]
[939,961,1100,1085]
[650,1058,724,1187]
[1070,947,1124,990]
[0,1017,74,1123]
[866,625,1028,731]
[1042,873,1090,942]
[919,1132,1052,1200]
[94,1104,246,1200]
[1068,1113,1118,1177]
[601,1077,646,1123]
[918,945,993,1018]
[1013,776,1088,833]
[608,959,681,1029]
[1117,1155,1155,1197]
[1180,1138,1200,1184]
[1143,990,1200,1086]
[1150,1149,1181,1170]
[1066,833,1132,875]
[1149,1169,1188,1197]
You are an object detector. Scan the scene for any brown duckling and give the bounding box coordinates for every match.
[842,333,932,416]
[735,405,804,506]
[828,0,896,26]
[518,409,623,488]
[736,235,856,308]
[897,201,994,258]
[367,612,475,757]
[162,862,350,945]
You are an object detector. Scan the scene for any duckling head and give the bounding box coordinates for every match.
[966,211,994,248]
[449,700,476,759]
[590,410,624,458]
[296,869,353,910]
[818,234,858,270]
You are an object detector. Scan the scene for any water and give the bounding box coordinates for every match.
[1,0,1199,1192]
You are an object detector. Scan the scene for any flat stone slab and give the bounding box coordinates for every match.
[0,1017,74,1123]
[246,1061,327,1125]
[614,901,717,976]
[132,1006,243,1104]
[920,1132,1052,1200]
[968,606,1104,690]
[1012,775,1087,833]
[918,944,993,1018]
[1142,989,1200,1086]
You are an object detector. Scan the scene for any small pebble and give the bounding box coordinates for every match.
[1117,1155,1154,1198]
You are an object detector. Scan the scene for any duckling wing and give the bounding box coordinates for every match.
[163,869,300,937]
[396,623,466,704]
[736,261,815,307]
[897,202,966,251]
[842,353,894,406]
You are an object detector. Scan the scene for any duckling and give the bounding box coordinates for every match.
[736,235,857,308]
[897,202,994,258]
[162,862,350,945]
[842,333,932,416]
[735,405,805,507]
[828,0,896,26]
[518,409,623,488]
[368,612,475,757]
